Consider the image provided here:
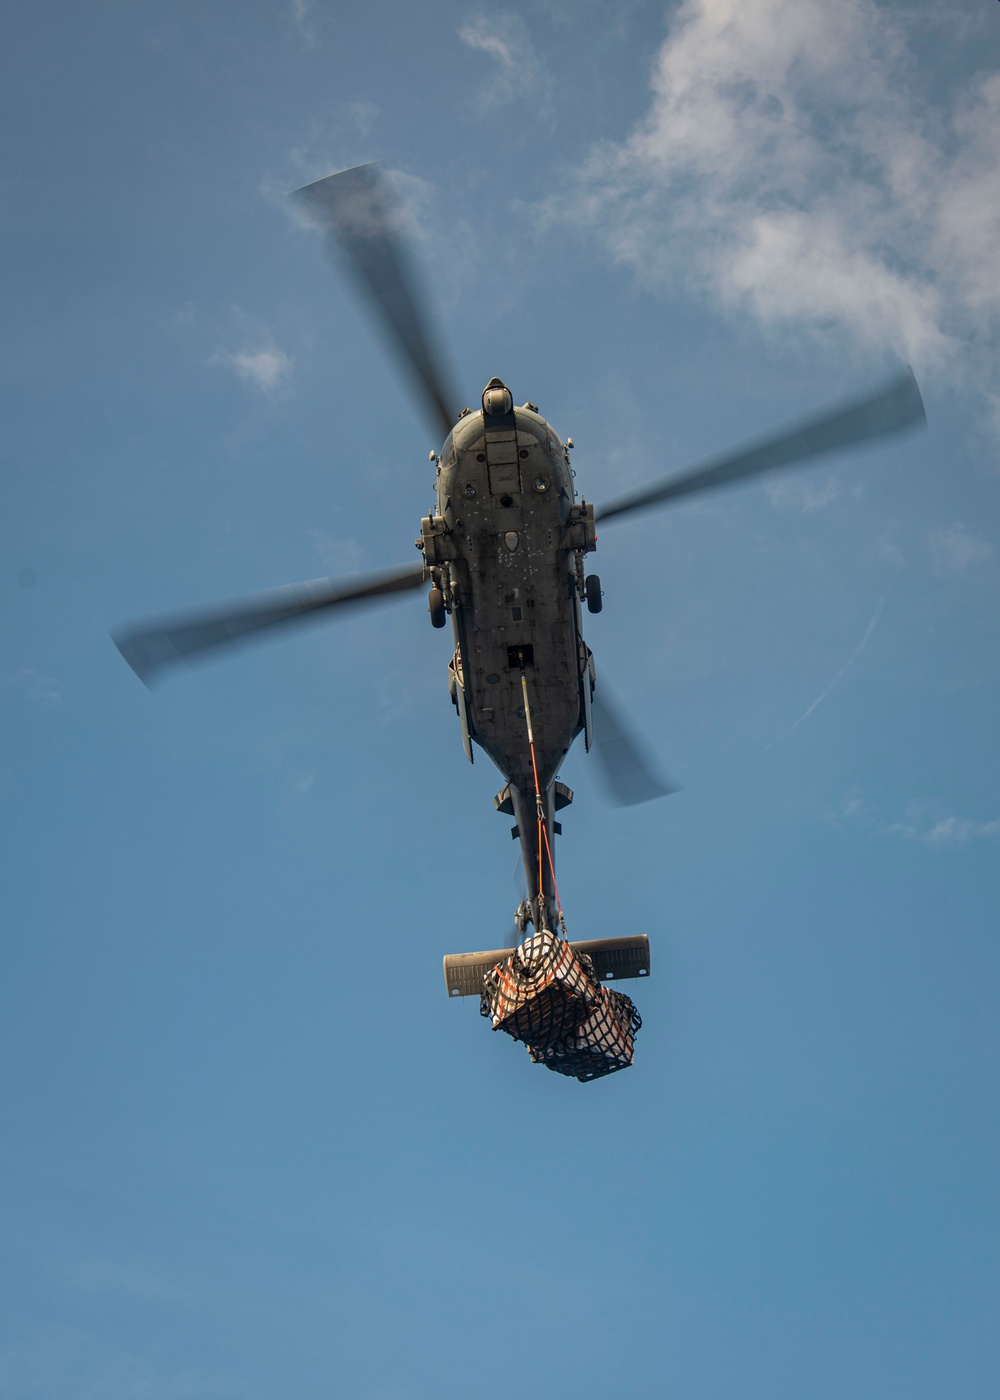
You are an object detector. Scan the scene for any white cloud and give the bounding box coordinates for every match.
[886,804,1000,846]
[928,521,993,576]
[550,0,1000,400]
[212,346,293,395]
[458,13,550,110]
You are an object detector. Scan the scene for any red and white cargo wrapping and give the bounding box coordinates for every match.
[480,929,600,1047]
[528,986,642,1082]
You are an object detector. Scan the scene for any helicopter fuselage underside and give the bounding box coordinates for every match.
[421,395,597,919]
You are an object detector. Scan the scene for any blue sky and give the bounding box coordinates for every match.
[2,2,999,1396]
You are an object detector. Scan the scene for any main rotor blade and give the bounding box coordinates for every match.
[113,564,427,686]
[591,688,678,807]
[293,164,458,441]
[595,368,925,524]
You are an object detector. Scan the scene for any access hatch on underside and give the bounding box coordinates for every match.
[486,428,521,496]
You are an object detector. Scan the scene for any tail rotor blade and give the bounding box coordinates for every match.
[113,563,427,686]
[596,368,925,524]
[293,164,459,441]
[591,688,677,807]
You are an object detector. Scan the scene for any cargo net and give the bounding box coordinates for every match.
[480,928,641,1082]
[528,986,642,1083]
[480,929,599,1045]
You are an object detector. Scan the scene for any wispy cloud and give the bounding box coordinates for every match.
[458,13,550,111]
[928,521,993,577]
[885,804,1000,847]
[308,529,366,574]
[291,0,317,48]
[873,536,906,568]
[548,0,1000,406]
[832,794,1000,847]
[211,345,293,395]
[343,100,379,141]
[822,792,867,827]
[16,668,62,706]
[766,475,843,512]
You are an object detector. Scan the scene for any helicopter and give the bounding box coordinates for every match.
[114,164,926,996]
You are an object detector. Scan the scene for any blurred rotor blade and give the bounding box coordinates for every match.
[113,564,427,686]
[596,368,925,524]
[293,164,458,441]
[591,688,678,807]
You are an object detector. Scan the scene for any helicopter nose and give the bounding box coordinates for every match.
[482,377,513,417]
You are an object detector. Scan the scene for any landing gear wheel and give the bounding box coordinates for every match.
[428,586,446,628]
[585,574,603,614]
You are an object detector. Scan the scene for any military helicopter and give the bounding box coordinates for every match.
[114,164,926,992]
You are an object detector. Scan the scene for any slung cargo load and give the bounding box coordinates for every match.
[528,986,642,1082]
[480,929,600,1047]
